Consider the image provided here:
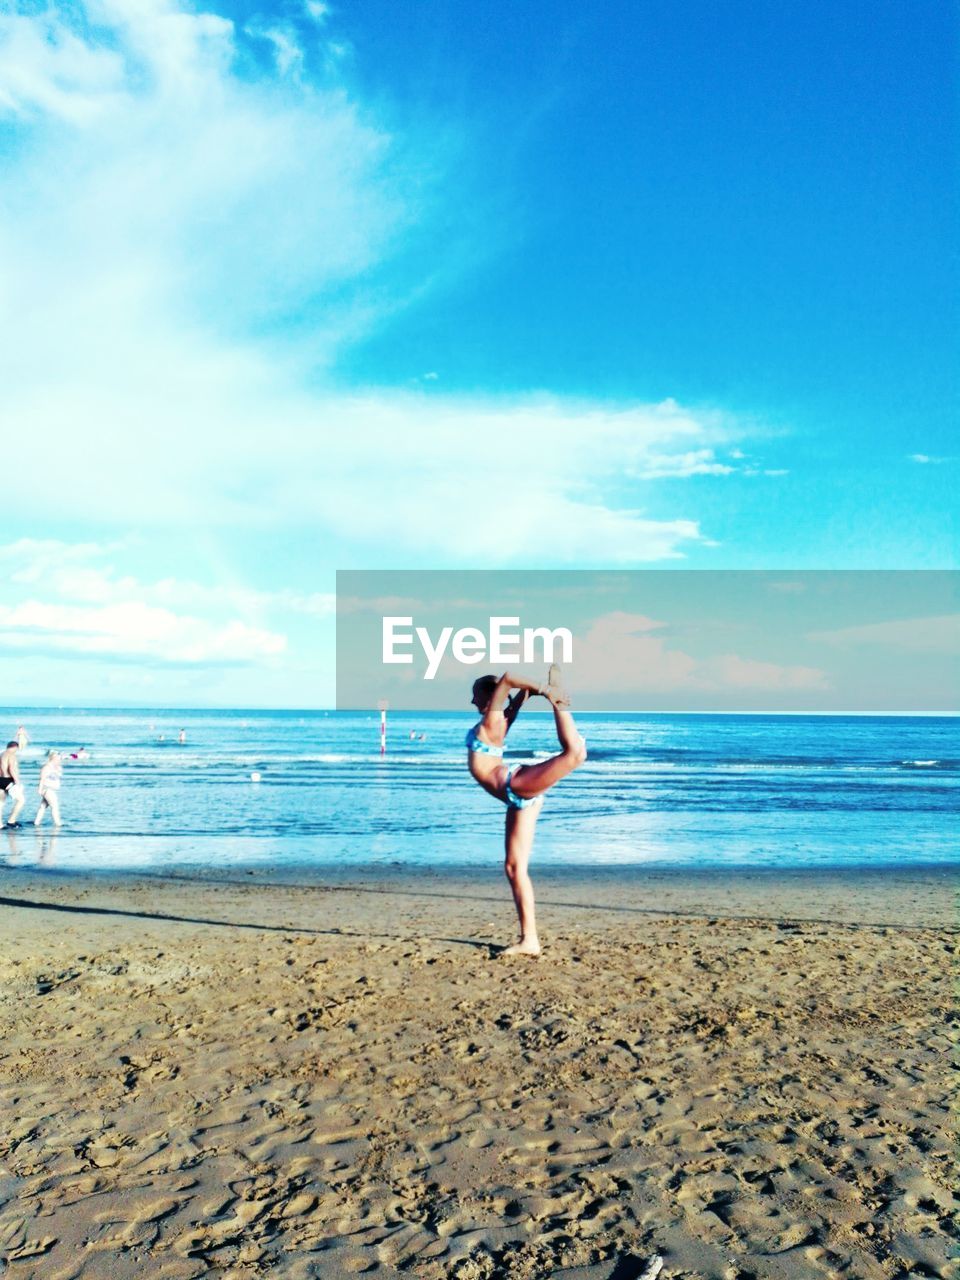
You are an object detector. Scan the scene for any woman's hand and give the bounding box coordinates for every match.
[545,686,571,707]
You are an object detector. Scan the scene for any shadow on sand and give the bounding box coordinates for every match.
[0,893,493,951]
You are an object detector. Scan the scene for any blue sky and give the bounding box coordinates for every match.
[0,0,955,706]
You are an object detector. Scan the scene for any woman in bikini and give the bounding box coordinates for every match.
[466,666,587,956]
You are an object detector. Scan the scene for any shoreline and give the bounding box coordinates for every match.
[4,861,956,930]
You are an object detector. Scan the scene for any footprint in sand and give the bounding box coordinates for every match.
[281,1192,318,1218]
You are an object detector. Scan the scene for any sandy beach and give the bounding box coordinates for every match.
[0,864,955,1279]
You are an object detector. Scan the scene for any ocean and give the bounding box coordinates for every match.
[1,709,956,873]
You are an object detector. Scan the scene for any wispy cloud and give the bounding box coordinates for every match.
[571,612,827,694]
[0,0,775,572]
[632,449,734,479]
[0,540,335,616]
[807,614,960,655]
[2,378,760,562]
[0,0,415,353]
[0,600,286,664]
[0,539,344,664]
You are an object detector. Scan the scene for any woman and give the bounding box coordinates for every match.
[466,666,587,956]
[35,749,63,828]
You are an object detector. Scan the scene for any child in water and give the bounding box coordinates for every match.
[35,750,63,827]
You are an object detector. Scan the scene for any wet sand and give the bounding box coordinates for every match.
[0,864,956,1279]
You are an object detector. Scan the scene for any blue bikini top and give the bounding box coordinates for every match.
[465,724,504,757]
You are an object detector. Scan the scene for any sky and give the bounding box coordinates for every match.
[0,0,956,707]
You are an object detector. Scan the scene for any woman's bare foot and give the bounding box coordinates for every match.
[544,663,571,706]
[500,937,542,957]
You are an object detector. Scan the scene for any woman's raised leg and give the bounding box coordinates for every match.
[502,801,543,956]
[506,697,587,801]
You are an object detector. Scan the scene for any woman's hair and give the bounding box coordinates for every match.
[47,749,60,760]
[472,674,499,703]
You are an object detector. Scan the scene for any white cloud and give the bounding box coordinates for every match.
[0,0,772,571]
[0,538,335,615]
[633,449,734,478]
[0,539,118,582]
[909,453,951,465]
[0,600,285,664]
[244,21,305,78]
[0,8,127,123]
[3,376,752,561]
[703,653,825,691]
[0,0,415,368]
[569,611,826,694]
[0,538,342,664]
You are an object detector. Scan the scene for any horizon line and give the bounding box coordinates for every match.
[0,704,955,718]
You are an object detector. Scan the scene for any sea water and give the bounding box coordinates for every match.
[1,709,956,872]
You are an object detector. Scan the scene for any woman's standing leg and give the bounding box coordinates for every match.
[47,792,62,827]
[502,801,543,956]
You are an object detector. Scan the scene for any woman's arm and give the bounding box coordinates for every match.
[502,672,549,696]
[481,672,546,733]
[503,689,529,736]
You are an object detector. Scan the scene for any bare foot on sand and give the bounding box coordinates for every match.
[500,938,542,957]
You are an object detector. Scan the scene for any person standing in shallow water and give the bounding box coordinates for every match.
[35,750,63,828]
[466,666,587,956]
[0,740,25,826]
